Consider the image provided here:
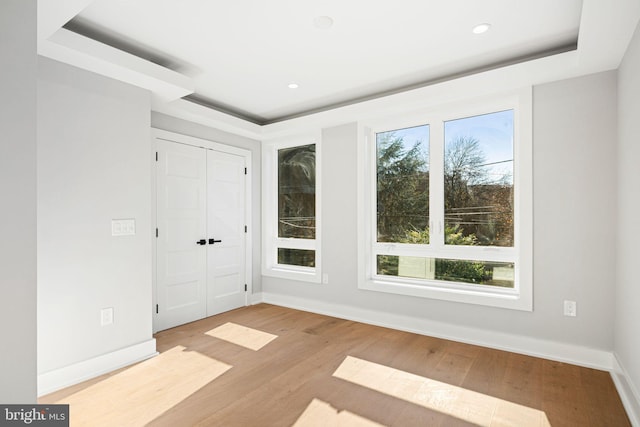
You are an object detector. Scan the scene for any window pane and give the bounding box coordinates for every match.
[444,110,514,247]
[376,125,429,243]
[278,144,315,239]
[278,248,315,267]
[377,255,514,288]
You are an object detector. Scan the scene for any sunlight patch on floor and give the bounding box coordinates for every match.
[333,356,551,427]
[55,346,231,427]
[205,322,278,350]
[293,398,387,427]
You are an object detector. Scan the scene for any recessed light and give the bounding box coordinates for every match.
[288,83,299,89]
[472,23,491,34]
[313,16,334,30]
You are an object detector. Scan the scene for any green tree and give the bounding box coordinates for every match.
[399,224,478,245]
[377,132,428,242]
[278,144,316,239]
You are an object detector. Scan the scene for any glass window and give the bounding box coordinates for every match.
[376,125,430,243]
[373,113,515,289]
[278,248,316,268]
[264,137,320,282]
[377,255,514,288]
[363,92,532,311]
[444,111,514,247]
[278,144,316,240]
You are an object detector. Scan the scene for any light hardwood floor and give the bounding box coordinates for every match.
[41,304,630,426]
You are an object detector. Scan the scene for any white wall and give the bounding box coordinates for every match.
[0,0,38,403]
[38,58,154,376]
[616,19,640,421]
[262,71,618,362]
[533,71,617,348]
[151,112,263,295]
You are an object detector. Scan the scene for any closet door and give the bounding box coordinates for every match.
[206,150,247,315]
[156,140,207,331]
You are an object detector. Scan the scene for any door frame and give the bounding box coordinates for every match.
[151,128,253,333]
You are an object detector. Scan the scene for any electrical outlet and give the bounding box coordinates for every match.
[322,273,329,284]
[101,307,114,326]
[563,300,577,317]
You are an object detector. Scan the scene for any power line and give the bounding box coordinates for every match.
[477,159,513,167]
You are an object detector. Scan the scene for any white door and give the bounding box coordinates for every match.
[156,140,207,331]
[155,137,249,331]
[206,150,247,315]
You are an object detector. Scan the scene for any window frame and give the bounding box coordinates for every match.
[262,133,322,283]
[358,88,532,310]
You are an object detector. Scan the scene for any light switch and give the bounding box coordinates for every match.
[112,219,136,236]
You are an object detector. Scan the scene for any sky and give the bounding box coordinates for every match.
[377,109,514,184]
[445,109,514,183]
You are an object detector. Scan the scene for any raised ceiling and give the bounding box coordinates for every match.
[64,0,584,125]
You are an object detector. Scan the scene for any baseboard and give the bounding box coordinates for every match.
[250,292,264,305]
[612,354,640,426]
[261,292,613,371]
[38,339,158,397]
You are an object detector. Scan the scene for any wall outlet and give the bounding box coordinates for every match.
[322,273,329,284]
[563,300,577,317]
[101,307,114,325]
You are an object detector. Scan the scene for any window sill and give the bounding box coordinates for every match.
[263,266,321,284]
[359,277,532,311]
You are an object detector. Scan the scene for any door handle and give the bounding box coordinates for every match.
[209,238,222,245]
[196,239,206,245]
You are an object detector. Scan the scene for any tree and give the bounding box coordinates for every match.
[376,132,428,242]
[444,136,486,212]
[278,144,316,240]
[444,136,513,246]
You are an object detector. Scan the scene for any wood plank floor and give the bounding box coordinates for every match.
[40,304,630,426]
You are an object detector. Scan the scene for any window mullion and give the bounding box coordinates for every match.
[276,238,316,250]
[430,119,445,249]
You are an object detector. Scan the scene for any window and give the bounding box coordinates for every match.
[377,125,430,243]
[263,135,321,282]
[360,90,532,310]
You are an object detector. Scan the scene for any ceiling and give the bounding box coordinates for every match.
[62,0,585,125]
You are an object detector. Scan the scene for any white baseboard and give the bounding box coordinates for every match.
[261,292,613,371]
[38,339,158,397]
[612,354,640,426]
[250,292,264,305]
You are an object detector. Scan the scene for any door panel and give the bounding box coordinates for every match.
[206,150,247,316]
[156,140,207,331]
[166,281,200,309]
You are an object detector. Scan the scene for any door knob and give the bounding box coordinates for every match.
[196,239,206,245]
[209,238,222,244]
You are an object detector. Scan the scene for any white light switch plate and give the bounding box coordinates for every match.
[112,219,136,236]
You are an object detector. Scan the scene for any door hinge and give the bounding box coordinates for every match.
[244,284,247,292]
[155,152,158,162]
[156,304,159,314]
[156,228,158,238]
